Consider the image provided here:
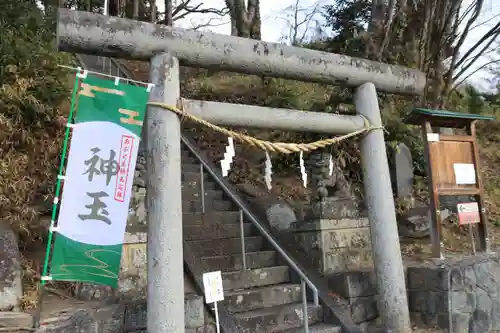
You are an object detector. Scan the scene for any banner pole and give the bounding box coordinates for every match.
[34,74,81,328]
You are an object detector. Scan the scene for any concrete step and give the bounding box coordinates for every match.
[182,163,204,173]
[183,211,241,225]
[182,199,233,213]
[222,266,290,291]
[225,283,301,313]
[233,303,323,333]
[181,155,199,164]
[182,171,211,181]
[182,174,217,190]
[186,236,263,256]
[201,251,277,271]
[184,222,253,240]
[278,324,342,333]
[122,295,206,330]
[182,188,224,201]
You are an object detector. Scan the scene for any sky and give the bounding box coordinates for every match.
[157,0,500,91]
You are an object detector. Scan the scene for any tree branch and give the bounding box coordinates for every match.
[453,20,500,70]
[451,58,500,92]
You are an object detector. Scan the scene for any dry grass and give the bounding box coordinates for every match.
[1,72,72,309]
[0,75,70,246]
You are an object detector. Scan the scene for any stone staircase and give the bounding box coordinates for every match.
[179,147,341,333]
[75,54,345,332]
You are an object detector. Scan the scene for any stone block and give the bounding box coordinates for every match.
[123,297,206,331]
[0,311,34,328]
[185,295,205,328]
[322,228,371,250]
[128,187,147,227]
[410,311,448,328]
[266,202,297,231]
[123,230,147,244]
[407,290,448,314]
[291,217,372,274]
[406,266,448,291]
[323,249,373,274]
[123,301,146,331]
[119,242,147,299]
[94,304,125,333]
[311,199,360,219]
[474,261,499,294]
[328,271,377,298]
[450,312,472,333]
[350,296,378,324]
[293,218,370,231]
[327,271,376,298]
[394,142,413,199]
[0,221,22,311]
[450,290,475,313]
[73,283,115,301]
[36,310,98,333]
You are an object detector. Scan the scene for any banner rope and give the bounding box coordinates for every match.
[40,75,81,284]
[147,101,383,154]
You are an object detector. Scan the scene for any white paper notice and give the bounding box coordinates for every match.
[453,163,477,185]
[202,271,224,304]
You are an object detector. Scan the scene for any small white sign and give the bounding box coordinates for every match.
[453,163,477,185]
[202,271,224,304]
[457,202,479,213]
[427,133,440,142]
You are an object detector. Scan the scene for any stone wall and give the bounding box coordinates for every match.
[325,254,500,332]
[34,298,214,333]
[407,254,500,332]
[0,221,22,311]
[327,271,379,325]
[119,150,148,299]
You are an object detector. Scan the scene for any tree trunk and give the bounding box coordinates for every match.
[108,0,119,16]
[150,0,156,22]
[249,0,261,39]
[225,0,261,40]
[164,0,173,25]
[133,0,139,19]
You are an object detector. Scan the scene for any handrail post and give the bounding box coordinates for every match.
[200,164,205,213]
[239,209,247,270]
[301,280,309,333]
[312,288,319,307]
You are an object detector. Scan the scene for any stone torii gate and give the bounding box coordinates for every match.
[57,9,426,333]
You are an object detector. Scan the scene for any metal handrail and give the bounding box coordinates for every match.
[181,136,320,307]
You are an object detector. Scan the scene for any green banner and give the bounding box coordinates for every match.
[48,75,149,287]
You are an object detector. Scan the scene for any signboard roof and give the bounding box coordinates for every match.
[403,108,495,127]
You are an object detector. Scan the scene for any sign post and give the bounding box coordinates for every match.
[457,202,481,254]
[404,109,494,258]
[202,271,225,333]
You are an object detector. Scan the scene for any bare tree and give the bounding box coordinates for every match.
[225,0,261,39]
[278,0,322,46]
[161,0,229,26]
[363,0,499,106]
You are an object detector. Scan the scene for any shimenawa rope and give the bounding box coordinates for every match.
[147,101,381,154]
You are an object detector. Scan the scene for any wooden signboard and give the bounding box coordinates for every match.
[404,108,494,258]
